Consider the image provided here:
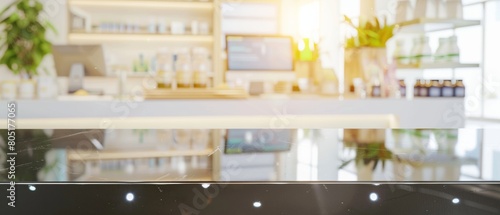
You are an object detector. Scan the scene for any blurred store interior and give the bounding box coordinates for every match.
[0,0,499,182]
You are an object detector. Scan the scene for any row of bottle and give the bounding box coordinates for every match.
[84,156,210,175]
[97,19,210,35]
[156,129,211,151]
[394,36,460,65]
[400,79,466,97]
[396,0,463,23]
[156,47,212,89]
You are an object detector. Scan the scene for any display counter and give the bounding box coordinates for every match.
[0,96,465,129]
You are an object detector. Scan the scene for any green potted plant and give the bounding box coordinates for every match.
[0,129,52,181]
[343,15,398,96]
[0,0,56,99]
[340,129,394,180]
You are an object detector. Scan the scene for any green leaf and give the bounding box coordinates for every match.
[45,21,57,34]
[0,0,20,17]
[365,30,380,39]
[8,13,20,23]
[374,17,380,30]
[338,159,354,169]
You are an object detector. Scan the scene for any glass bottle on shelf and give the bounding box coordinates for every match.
[191,129,210,150]
[192,47,211,88]
[414,80,422,97]
[442,80,454,97]
[428,80,442,97]
[371,80,382,97]
[419,36,433,64]
[447,36,460,63]
[175,49,193,88]
[434,37,448,62]
[398,80,406,97]
[419,80,430,97]
[173,129,192,151]
[454,80,465,97]
[409,37,421,65]
[393,40,408,65]
[155,48,174,89]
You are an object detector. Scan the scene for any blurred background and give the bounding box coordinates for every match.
[0,0,499,182]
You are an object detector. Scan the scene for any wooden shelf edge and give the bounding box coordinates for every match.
[69,33,214,43]
[70,0,213,10]
[397,63,480,69]
[68,148,215,161]
[396,18,481,33]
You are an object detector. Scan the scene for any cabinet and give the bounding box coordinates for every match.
[66,0,223,85]
[394,18,482,99]
[65,129,221,181]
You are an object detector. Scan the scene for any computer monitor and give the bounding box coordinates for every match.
[224,129,293,154]
[225,35,296,82]
[52,45,107,93]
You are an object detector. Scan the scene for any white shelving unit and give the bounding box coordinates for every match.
[397,62,479,70]
[69,0,214,10]
[66,133,219,181]
[76,168,212,181]
[67,0,223,84]
[68,32,214,43]
[67,148,214,161]
[397,18,481,33]
[395,18,482,80]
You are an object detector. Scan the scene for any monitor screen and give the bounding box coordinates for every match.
[226,35,294,71]
[225,129,293,154]
[52,45,107,77]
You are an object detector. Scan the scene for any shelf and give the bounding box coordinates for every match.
[397,62,480,70]
[76,169,212,181]
[395,153,477,166]
[68,148,214,161]
[69,0,213,10]
[69,32,213,43]
[397,18,481,33]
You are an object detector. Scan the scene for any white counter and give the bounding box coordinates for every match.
[0,97,465,129]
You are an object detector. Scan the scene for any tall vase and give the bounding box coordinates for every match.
[344,129,386,144]
[19,79,36,99]
[1,80,18,100]
[344,48,397,96]
[357,160,375,181]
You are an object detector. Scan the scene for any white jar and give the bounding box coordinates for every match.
[158,18,167,34]
[443,0,463,19]
[191,129,210,150]
[171,21,186,35]
[148,18,157,33]
[175,50,193,88]
[393,40,408,65]
[434,38,449,62]
[1,81,17,100]
[199,21,209,35]
[409,37,421,65]
[447,36,460,63]
[155,48,174,88]
[414,0,439,19]
[37,76,57,99]
[419,36,433,64]
[19,80,36,99]
[191,20,199,35]
[192,47,211,88]
[395,1,412,23]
